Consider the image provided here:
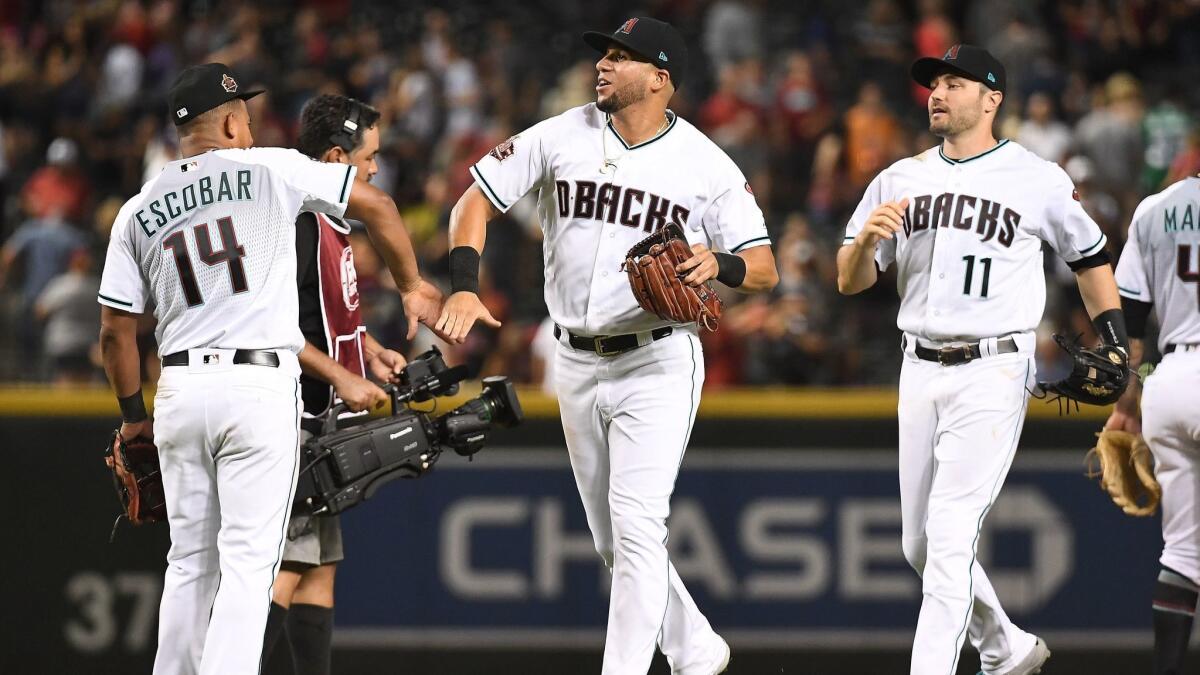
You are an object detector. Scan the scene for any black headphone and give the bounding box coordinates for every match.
[328,98,364,153]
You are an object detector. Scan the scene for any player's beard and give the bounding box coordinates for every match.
[929,102,983,138]
[597,80,648,114]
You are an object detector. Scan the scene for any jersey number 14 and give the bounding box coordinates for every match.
[162,216,248,307]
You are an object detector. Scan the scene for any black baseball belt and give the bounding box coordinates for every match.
[910,335,1019,366]
[1164,343,1200,354]
[554,325,673,357]
[162,349,280,368]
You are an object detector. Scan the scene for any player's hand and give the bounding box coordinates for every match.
[368,348,406,384]
[1103,386,1141,434]
[119,418,153,443]
[333,373,389,413]
[677,244,718,287]
[435,291,502,344]
[856,198,909,248]
[400,278,449,341]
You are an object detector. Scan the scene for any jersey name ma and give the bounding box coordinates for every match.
[1163,202,1198,232]
[554,179,690,233]
[134,169,253,238]
[904,191,1020,247]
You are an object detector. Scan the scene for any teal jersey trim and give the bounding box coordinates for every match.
[607,111,678,150]
[938,139,1010,165]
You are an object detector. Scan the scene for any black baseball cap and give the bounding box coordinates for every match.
[911,44,1006,94]
[168,63,263,127]
[583,17,688,88]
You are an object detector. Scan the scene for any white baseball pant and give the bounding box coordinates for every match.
[898,334,1038,675]
[151,349,302,675]
[555,328,726,674]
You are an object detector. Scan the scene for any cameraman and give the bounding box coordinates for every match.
[261,95,404,675]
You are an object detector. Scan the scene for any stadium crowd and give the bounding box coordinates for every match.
[1,0,1198,388]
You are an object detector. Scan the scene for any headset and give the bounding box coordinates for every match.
[328,98,365,153]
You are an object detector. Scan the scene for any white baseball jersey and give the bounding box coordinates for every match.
[844,140,1107,341]
[1114,175,1200,352]
[469,103,770,336]
[98,147,356,355]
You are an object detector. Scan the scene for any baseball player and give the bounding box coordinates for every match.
[1107,173,1200,675]
[97,63,439,675]
[435,18,777,674]
[837,45,1129,675]
[259,94,404,675]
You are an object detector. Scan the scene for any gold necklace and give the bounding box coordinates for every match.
[600,113,671,174]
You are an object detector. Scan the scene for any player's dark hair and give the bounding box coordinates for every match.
[296,95,381,159]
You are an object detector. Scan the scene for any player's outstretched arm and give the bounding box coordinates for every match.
[99,305,152,441]
[298,340,387,413]
[837,199,907,295]
[345,181,447,341]
[436,184,503,344]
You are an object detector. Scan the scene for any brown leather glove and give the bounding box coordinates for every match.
[622,223,722,331]
[104,430,167,537]
[1086,429,1160,517]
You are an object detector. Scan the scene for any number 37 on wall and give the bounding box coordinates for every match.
[64,571,162,653]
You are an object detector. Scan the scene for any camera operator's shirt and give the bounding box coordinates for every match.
[98,147,356,355]
[296,211,367,429]
[469,103,770,336]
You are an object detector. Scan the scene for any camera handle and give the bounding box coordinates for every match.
[321,384,404,435]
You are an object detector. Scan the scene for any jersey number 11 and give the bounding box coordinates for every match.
[962,255,992,298]
[162,216,248,308]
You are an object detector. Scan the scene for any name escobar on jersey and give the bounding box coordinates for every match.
[133,169,254,238]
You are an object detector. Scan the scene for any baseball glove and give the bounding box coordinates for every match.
[621,223,723,331]
[1085,429,1160,517]
[104,430,167,539]
[1037,334,1130,409]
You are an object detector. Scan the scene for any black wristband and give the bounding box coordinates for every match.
[1121,296,1151,340]
[118,391,148,423]
[1093,308,1129,349]
[714,252,747,288]
[449,246,480,294]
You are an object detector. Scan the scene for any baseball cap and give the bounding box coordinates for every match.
[911,44,1006,94]
[583,17,688,89]
[168,63,263,127]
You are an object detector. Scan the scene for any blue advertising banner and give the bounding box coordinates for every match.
[335,449,1164,651]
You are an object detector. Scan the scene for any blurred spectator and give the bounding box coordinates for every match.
[1073,73,1145,209]
[34,247,99,385]
[703,0,765,71]
[1141,90,1193,192]
[1,211,88,359]
[21,138,90,223]
[1018,91,1071,164]
[841,81,906,194]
